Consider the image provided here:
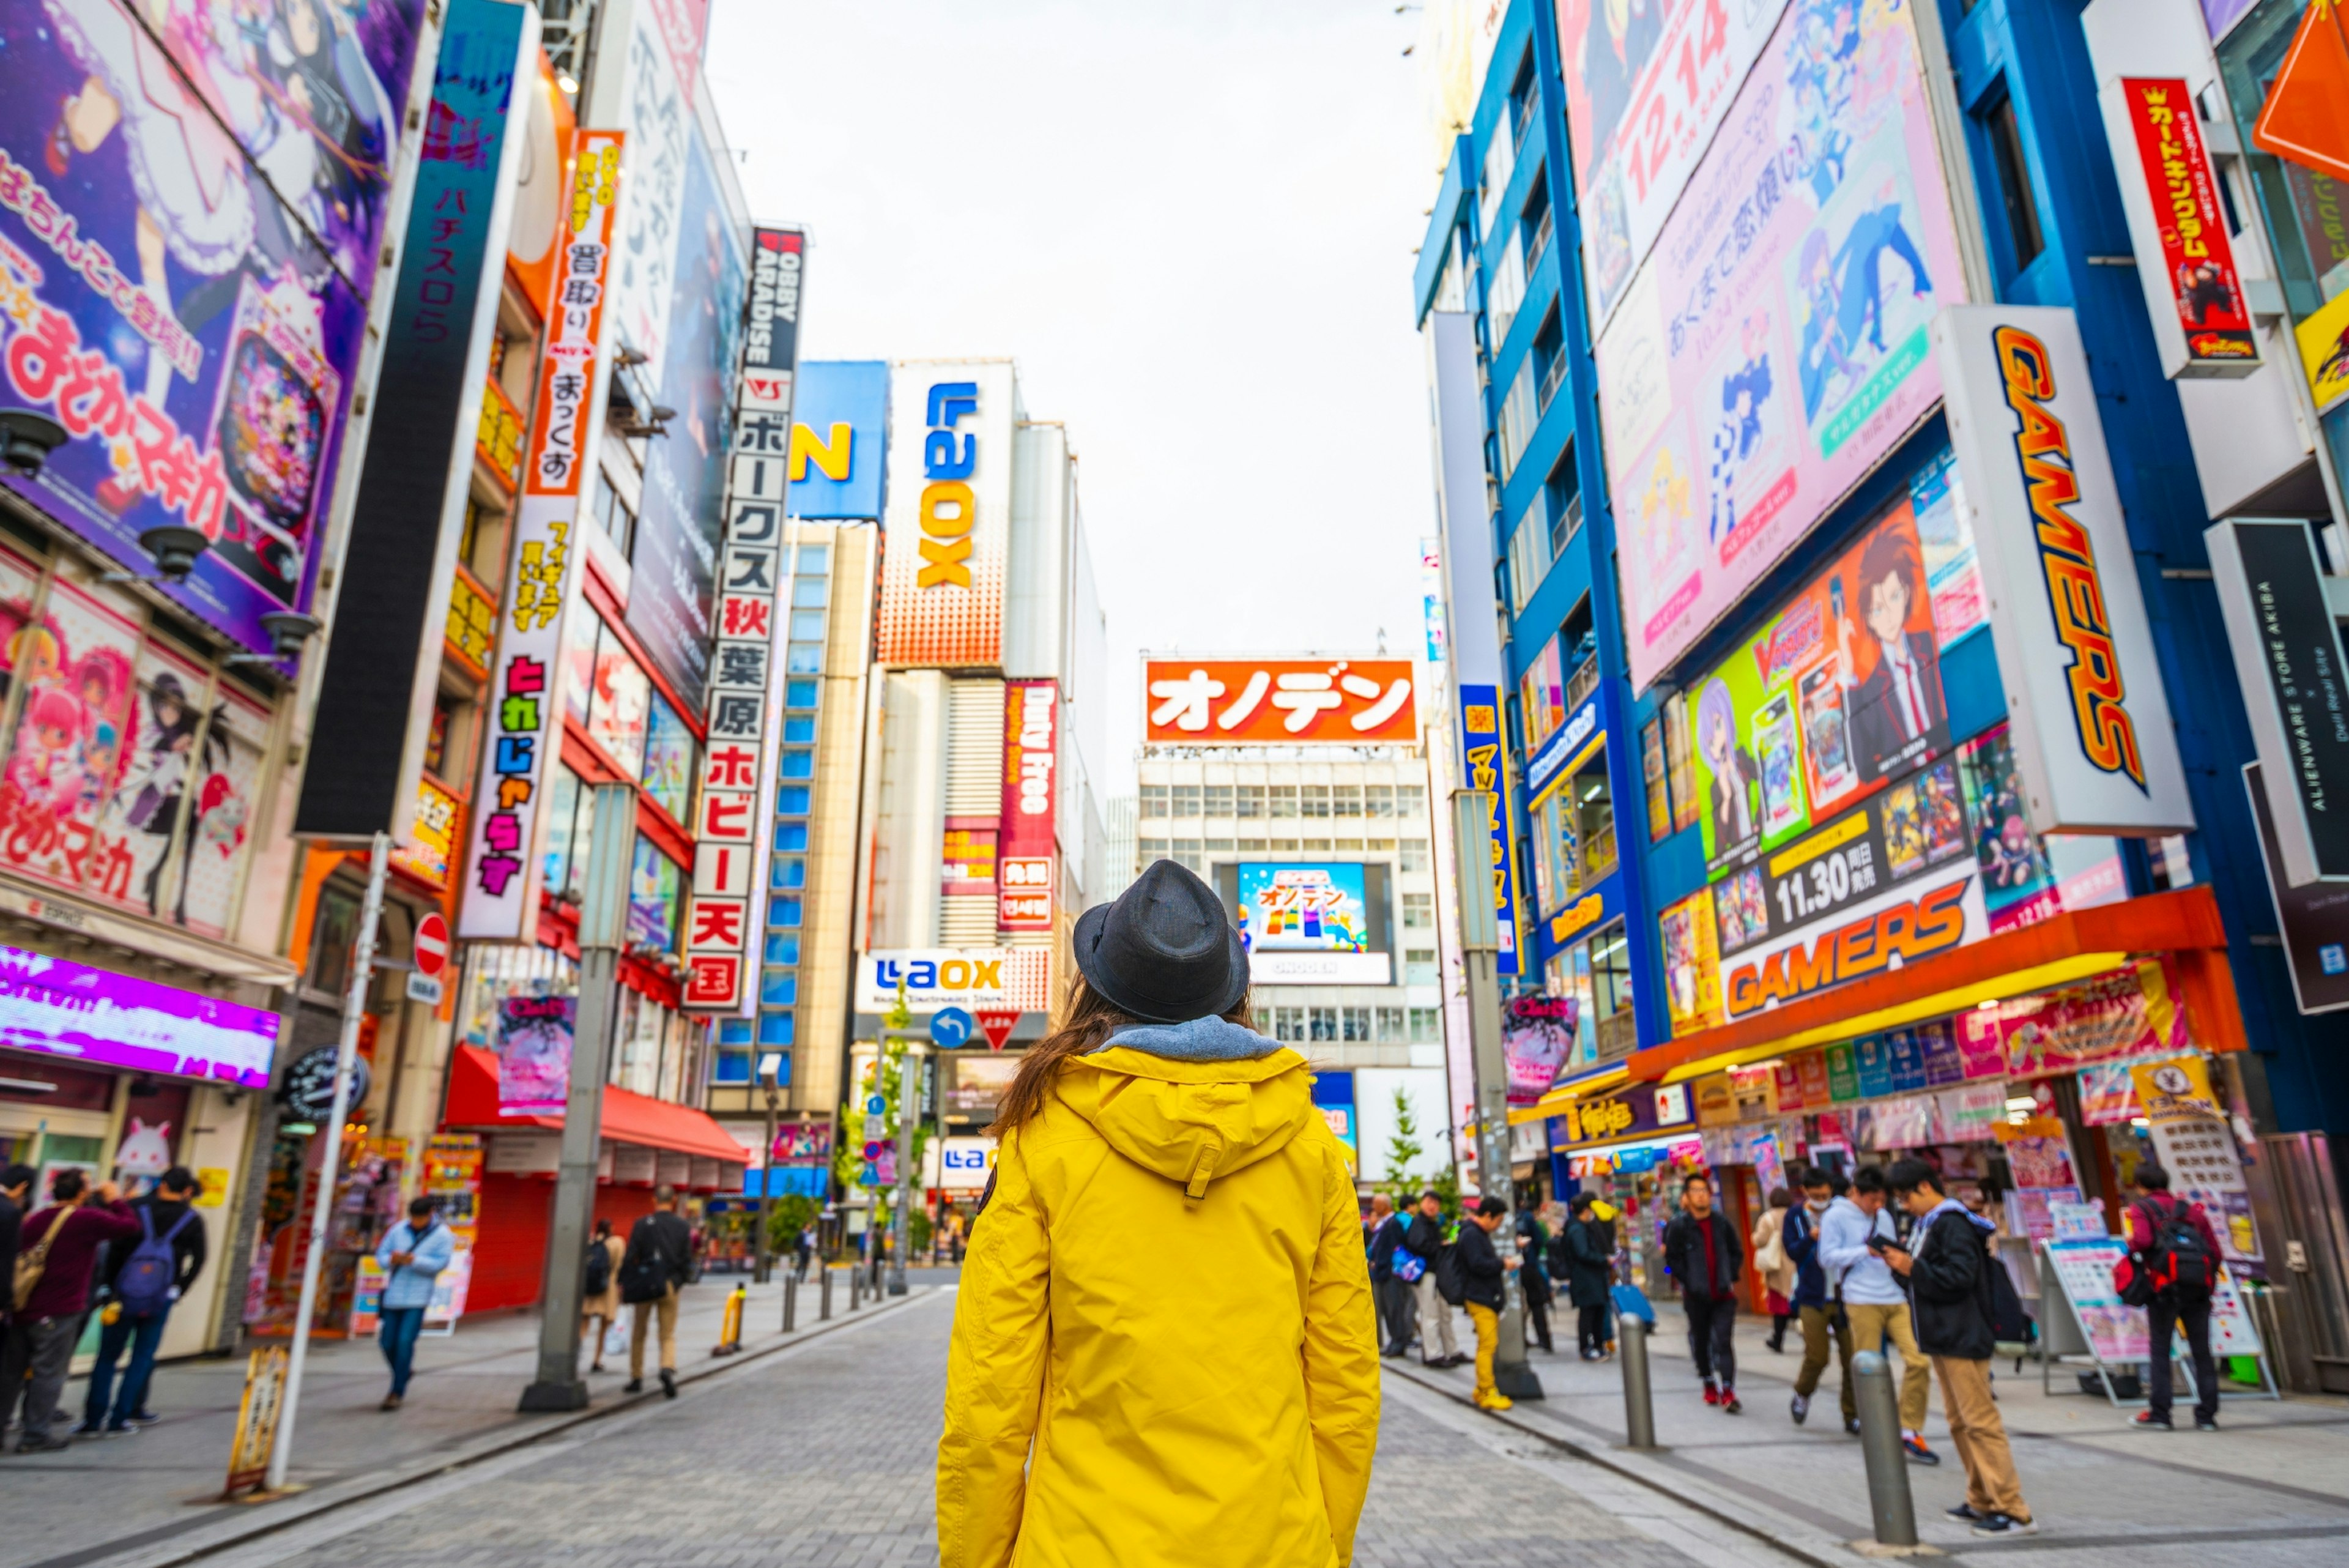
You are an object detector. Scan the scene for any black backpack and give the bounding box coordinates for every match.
[2137,1198,2214,1298]
[582,1235,613,1296]
[1982,1236,2033,1344]
[1432,1237,1468,1307]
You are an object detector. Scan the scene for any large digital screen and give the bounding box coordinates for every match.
[1228,863,1392,986]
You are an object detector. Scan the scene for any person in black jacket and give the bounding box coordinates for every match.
[1455,1197,1516,1411]
[1514,1207,1555,1354]
[78,1166,207,1433]
[1885,1159,2034,1539]
[1562,1194,1614,1359]
[1403,1191,1461,1368]
[1661,1173,1745,1413]
[620,1186,695,1397]
[0,1164,31,1334]
[1783,1166,1857,1432]
[1364,1194,1417,1359]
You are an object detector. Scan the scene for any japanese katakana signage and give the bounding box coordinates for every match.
[2106,78,2260,377]
[683,227,804,1012]
[877,360,1014,667]
[1457,683,1523,978]
[998,680,1056,932]
[458,130,625,941]
[1143,659,1418,745]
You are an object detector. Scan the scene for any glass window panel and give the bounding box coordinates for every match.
[786,679,818,708]
[1139,783,1169,817]
[1366,785,1395,818]
[790,609,826,640]
[713,1051,752,1084]
[787,641,823,674]
[1400,838,1429,873]
[1409,1007,1440,1042]
[781,749,814,779]
[1376,1006,1406,1040]
[1203,784,1234,817]
[1402,893,1434,929]
[1171,784,1201,817]
[1309,1007,1338,1041]
[792,578,828,608]
[770,896,803,927]
[765,933,801,965]
[776,786,811,814]
[1269,786,1298,818]
[1396,785,1425,817]
[586,625,651,778]
[774,821,809,852]
[640,693,694,822]
[760,968,798,1006]
[771,856,806,889]
[1330,784,1363,817]
[718,1017,754,1046]
[783,715,816,743]
[1235,784,1265,819]
[757,1011,795,1046]
[796,543,829,572]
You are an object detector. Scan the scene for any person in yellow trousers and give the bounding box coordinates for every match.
[1453,1195,1520,1410]
[937,861,1380,1567]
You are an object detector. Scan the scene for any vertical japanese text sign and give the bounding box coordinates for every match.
[2108,78,2260,377]
[998,680,1057,932]
[457,130,626,940]
[683,228,804,1011]
[1457,685,1523,976]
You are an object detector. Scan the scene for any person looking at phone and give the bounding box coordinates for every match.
[1817,1165,1937,1464]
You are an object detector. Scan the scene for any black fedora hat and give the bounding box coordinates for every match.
[1072,859,1250,1024]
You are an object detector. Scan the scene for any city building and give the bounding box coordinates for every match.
[1416,0,2349,1384]
[1134,658,1452,1191]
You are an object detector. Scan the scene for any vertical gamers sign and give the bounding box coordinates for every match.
[2106,78,2260,377]
[876,362,1013,666]
[998,680,1057,932]
[1458,685,1523,976]
[458,131,625,939]
[1934,305,2193,837]
[683,228,803,1010]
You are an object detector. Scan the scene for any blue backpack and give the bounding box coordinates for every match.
[114,1205,193,1316]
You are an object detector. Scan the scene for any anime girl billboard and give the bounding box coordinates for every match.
[0,0,426,655]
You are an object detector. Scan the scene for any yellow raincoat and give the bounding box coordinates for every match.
[937,1042,1380,1567]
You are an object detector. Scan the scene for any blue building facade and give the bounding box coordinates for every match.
[1420,0,2349,1379]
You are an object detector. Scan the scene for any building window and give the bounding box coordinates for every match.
[1299,784,1330,818]
[771,856,806,890]
[1403,893,1434,929]
[1409,1006,1441,1042]
[786,679,818,708]
[1590,920,1635,1059]
[798,542,829,573]
[786,641,823,674]
[1331,784,1362,817]
[713,1052,751,1085]
[1342,1006,1373,1042]
[1365,784,1395,818]
[1272,1006,1307,1042]
[770,896,802,927]
[765,934,800,965]
[1236,784,1266,819]
[1642,716,1672,842]
[1506,509,1551,615]
[1497,357,1538,478]
[1396,785,1425,818]
[1140,838,1169,861]
[760,968,797,1006]
[1400,838,1429,873]
[1173,839,1204,873]
[1140,783,1169,819]
[758,1011,795,1046]
[1546,440,1583,555]
[1983,90,2046,272]
[1269,785,1299,818]
[781,749,814,779]
[1531,304,1564,414]
[775,821,808,852]
[1309,1007,1338,1042]
[789,609,825,641]
[1171,784,1202,818]
[792,576,829,607]
[1663,693,1699,834]
[783,715,816,743]
[1204,784,1234,817]
[1376,1006,1406,1040]
[776,786,811,814]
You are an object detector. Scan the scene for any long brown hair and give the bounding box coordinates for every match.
[986,978,1255,1138]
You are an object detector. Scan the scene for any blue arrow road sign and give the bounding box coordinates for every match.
[930,1006,976,1048]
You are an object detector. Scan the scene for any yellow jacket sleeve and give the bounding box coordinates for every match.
[1300,1137,1381,1564]
[937,1137,1052,1568]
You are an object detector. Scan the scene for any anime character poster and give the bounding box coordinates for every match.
[0,0,428,655]
[1594,0,1966,693]
[1958,723,2061,932]
[496,992,574,1117]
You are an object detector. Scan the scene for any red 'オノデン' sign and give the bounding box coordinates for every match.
[1143,659,1418,745]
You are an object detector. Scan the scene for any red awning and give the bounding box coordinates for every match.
[442,1045,749,1165]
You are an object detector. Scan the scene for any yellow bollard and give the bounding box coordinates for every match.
[713,1282,746,1356]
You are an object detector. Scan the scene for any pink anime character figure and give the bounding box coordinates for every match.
[9,688,91,813]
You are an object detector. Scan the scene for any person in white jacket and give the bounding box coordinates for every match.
[1817,1166,1938,1465]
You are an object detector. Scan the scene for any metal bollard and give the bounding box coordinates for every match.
[782,1272,798,1333]
[820,1266,833,1321]
[850,1265,863,1310]
[1619,1315,1658,1450]
[1852,1351,1920,1548]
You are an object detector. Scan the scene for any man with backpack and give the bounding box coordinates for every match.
[620,1186,694,1397]
[4,1170,138,1451]
[2122,1162,2223,1431]
[77,1165,207,1435]
[1404,1190,1462,1368]
[1364,1193,1417,1359]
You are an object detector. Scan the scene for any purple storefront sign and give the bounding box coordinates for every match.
[0,0,429,654]
[0,943,278,1087]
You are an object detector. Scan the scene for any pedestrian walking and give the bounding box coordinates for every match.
[2120,1162,2223,1431]
[77,1165,206,1435]
[1364,1193,1419,1359]
[0,1164,31,1328]
[1514,1204,1555,1354]
[936,861,1377,1568]
[1405,1189,1463,1367]
[795,1224,815,1280]
[4,1170,138,1451]
[620,1186,693,1397]
[1784,1166,1857,1433]
[1455,1195,1517,1411]
[373,1196,454,1411]
[1662,1172,1744,1412]
[581,1217,625,1373]
[1883,1159,2035,1537]
[1753,1187,1796,1351]
[1563,1192,1613,1359]
[1822,1164,1937,1462]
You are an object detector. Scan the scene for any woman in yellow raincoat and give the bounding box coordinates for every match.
[937,860,1380,1567]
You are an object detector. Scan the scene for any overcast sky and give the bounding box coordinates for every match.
[706,0,1442,798]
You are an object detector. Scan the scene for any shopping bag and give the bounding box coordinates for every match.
[602,1315,631,1361]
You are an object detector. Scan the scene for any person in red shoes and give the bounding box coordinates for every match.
[1663,1173,1745,1413]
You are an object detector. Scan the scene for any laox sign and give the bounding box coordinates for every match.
[917,382,979,587]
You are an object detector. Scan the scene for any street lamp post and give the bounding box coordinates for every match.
[752,1053,782,1284]
[889,1038,921,1296]
[1451,790,1543,1400]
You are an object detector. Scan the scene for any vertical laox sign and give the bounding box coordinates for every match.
[683,228,804,1011]
[1457,685,1523,976]
[877,362,1011,666]
[457,132,626,940]
[1934,305,2194,837]
[998,680,1056,932]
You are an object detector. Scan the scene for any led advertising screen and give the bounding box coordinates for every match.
[1597,0,1966,692]
[1228,863,1392,986]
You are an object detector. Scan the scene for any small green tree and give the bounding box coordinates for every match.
[762,1191,823,1254]
[1380,1086,1424,1202]
[1430,1162,1463,1224]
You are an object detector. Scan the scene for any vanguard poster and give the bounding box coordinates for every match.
[1596,0,1965,692]
[0,0,429,654]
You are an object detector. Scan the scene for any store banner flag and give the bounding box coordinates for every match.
[458,130,624,940]
[495,993,574,1115]
[1598,0,1967,693]
[1934,304,2194,837]
[877,361,1014,667]
[1458,685,1523,976]
[998,679,1057,932]
[2104,78,2260,377]
[0,0,430,655]
[2208,519,2349,886]
[1554,0,1791,330]
[684,226,803,1012]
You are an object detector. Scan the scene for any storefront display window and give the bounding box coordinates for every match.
[538,764,592,901]
[1520,634,1564,753]
[627,834,683,953]
[588,623,651,777]
[1531,745,1618,914]
[642,692,696,823]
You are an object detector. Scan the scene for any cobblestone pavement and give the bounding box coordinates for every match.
[171,1289,1803,1568]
